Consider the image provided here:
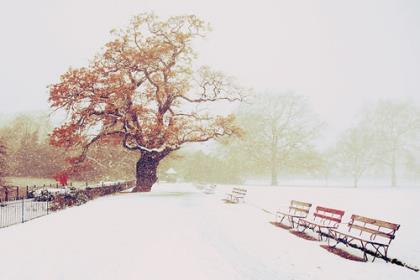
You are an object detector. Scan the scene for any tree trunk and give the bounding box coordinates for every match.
[353,176,358,188]
[270,130,278,186]
[132,151,161,192]
[391,151,397,187]
[271,163,278,186]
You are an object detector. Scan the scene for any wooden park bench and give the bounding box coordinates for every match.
[328,215,400,261]
[203,184,216,194]
[225,187,247,203]
[275,200,312,228]
[297,206,345,240]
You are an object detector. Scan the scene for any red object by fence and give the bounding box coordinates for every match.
[54,173,68,186]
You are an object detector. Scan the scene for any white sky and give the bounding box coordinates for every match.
[0,0,419,136]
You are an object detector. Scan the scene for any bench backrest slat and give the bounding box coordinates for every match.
[316,206,345,216]
[314,212,342,224]
[289,200,312,216]
[312,206,345,225]
[230,188,247,198]
[291,200,312,208]
[349,214,400,242]
[351,215,400,230]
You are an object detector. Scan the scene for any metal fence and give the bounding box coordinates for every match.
[0,180,135,229]
[0,199,48,229]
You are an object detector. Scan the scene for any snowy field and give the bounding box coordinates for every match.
[0,183,418,280]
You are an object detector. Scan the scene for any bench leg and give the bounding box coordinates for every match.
[297,221,306,233]
[327,230,340,248]
[314,226,323,241]
[384,246,389,261]
[281,215,286,225]
[276,214,286,225]
[360,241,369,262]
[327,236,340,248]
[289,216,295,228]
[370,244,388,262]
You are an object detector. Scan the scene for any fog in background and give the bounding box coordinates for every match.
[0,0,419,187]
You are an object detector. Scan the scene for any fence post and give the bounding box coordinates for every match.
[16,186,19,200]
[26,186,29,198]
[5,188,8,201]
[22,198,24,223]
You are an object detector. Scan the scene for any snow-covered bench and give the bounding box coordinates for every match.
[203,184,216,194]
[297,206,345,240]
[225,187,247,203]
[328,215,400,261]
[275,200,312,228]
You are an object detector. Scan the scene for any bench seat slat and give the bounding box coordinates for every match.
[300,219,339,229]
[330,228,390,246]
[289,206,310,214]
[277,211,307,219]
[349,224,395,239]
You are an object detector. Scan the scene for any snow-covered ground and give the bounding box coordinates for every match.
[0,183,418,280]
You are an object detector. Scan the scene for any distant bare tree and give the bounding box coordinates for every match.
[368,100,420,187]
[335,126,377,187]
[239,93,320,185]
[309,149,335,186]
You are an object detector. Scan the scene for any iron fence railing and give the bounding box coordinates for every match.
[0,180,135,229]
[0,199,48,229]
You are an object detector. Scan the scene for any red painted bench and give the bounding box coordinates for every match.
[275,200,312,228]
[328,215,400,261]
[297,206,345,240]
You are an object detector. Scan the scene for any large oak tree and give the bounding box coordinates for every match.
[49,14,244,192]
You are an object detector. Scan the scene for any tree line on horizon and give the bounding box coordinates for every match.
[1,96,418,188]
[161,95,420,187]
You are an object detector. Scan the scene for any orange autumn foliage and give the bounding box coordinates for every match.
[49,13,245,176]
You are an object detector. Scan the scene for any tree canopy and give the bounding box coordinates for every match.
[49,13,245,191]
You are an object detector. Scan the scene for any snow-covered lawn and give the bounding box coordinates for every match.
[0,183,418,279]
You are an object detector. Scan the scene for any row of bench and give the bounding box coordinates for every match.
[223,188,400,262]
[225,187,247,203]
[276,200,400,262]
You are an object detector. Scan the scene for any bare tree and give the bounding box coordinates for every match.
[308,149,336,186]
[238,93,320,185]
[368,100,420,187]
[334,126,377,187]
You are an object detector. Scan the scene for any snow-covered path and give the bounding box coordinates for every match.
[0,184,418,279]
